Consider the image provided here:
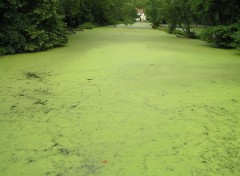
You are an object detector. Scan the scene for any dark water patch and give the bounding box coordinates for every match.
[25,72,42,79]
[33,99,48,106]
[58,148,70,155]
[56,173,64,176]
[34,89,52,96]
[44,108,56,114]
[231,99,238,103]
[70,104,78,109]
[10,105,17,110]
[80,163,101,175]
[26,158,36,164]
[18,93,25,97]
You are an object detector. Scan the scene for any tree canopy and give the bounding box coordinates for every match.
[145,0,240,44]
[0,0,239,55]
[0,0,137,55]
[0,0,67,55]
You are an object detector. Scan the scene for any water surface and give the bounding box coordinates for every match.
[0,23,240,176]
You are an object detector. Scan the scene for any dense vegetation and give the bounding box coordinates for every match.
[0,0,67,55]
[0,0,239,55]
[145,0,240,49]
[201,24,240,48]
[0,0,137,55]
[59,0,137,28]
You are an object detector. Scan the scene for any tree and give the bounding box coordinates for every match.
[0,0,67,55]
[59,0,82,28]
[133,0,148,9]
[59,0,137,27]
[191,0,240,26]
[146,0,165,28]
[97,0,137,26]
[145,0,195,37]
[165,0,195,37]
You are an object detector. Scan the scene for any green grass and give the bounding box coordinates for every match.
[0,23,240,176]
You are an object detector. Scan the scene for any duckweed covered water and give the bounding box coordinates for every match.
[0,23,240,176]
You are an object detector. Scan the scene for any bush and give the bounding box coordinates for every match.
[123,18,135,26]
[79,22,96,29]
[201,24,239,48]
[0,1,67,55]
[232,28,240,50]
[0,47,8,56]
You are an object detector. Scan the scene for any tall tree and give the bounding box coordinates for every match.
[191,0,240,25]
[60,0,137,27]
[165,0,194,37]
[59,0,82,28]
[146,0,165,28]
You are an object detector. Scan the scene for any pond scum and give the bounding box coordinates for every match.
[0,24,240,176]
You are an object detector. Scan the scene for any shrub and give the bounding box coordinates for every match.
[123,18,135,26]
[232,26,240,50]
[79,22,96,29]
[201,24,239,48]
[0,1,67,55]
[0,47,8,56]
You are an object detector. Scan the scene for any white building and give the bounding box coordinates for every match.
[136,9,147,21]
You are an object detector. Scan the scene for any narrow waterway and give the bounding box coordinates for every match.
[0,23,240,176]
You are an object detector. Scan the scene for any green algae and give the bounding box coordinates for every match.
[0,23,240,176]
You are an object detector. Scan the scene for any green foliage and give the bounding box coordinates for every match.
[79,22,96,29]
[102,0,137,26]
[146,0,195,37]
[0,0,67,55]
[232,31,240,50]
[59,0,82,28]
[191,0,240,25]
[0,0,140,56]
[201,24,239,48]
[145,0,239,39]
[165,0,195,37]
[133,0,148,8]
[2,0,239,56]
[146,0,165,28]
[59,0,137,28]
